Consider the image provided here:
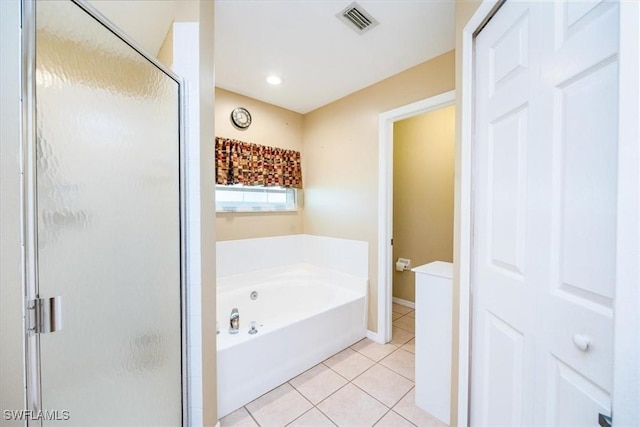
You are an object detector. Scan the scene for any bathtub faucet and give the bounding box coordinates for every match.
[229,308,240,334]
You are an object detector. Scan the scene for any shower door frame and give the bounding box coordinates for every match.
[20,0,189,424]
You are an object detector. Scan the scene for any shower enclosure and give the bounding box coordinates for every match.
[22,0,186,425]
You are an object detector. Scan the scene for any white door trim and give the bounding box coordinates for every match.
[377,90,456,344]
[613,2,640,425]
[459,1,640,425]
[458,3,502,425]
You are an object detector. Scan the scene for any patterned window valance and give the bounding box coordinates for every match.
[215,137,303,189]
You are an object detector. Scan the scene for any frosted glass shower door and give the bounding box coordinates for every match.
[31,1,184,425]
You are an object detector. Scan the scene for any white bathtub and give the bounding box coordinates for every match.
[216,263,367,418]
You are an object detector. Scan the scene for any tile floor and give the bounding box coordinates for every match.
[220,303,447,427]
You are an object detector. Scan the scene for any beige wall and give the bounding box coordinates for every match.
[215,88,305,241]
[156,23,173,68]
[303,50,455,331]
[392,106,455,303]
[451,1,482,425]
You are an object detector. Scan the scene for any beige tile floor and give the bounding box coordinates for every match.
[220,304,448,427]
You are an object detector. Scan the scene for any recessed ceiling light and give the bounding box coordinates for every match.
[266,75,282,85]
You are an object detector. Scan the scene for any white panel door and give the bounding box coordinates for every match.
[534,1,618,424]
[472,1,619,425]
[472,3,539,424]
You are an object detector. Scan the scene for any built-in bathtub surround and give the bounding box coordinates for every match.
[216,234,368,279]
[216,264,366,417]
[215,235,369,418]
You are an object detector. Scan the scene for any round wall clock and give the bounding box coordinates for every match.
[231,107,252,129]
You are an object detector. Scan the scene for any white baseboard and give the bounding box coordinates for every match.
[366,330,384,344]
[392,297,415,309]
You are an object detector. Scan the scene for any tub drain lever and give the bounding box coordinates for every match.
[248,321,258,335]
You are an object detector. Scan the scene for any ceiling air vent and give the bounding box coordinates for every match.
[336,2,379,35]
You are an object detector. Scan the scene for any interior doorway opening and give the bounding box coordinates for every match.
[377,90,456,343]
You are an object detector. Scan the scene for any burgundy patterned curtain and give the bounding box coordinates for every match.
[215,137,303,188]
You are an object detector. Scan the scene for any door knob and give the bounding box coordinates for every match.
[573,334,591,351]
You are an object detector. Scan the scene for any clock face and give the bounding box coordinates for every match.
[231,107,252,129]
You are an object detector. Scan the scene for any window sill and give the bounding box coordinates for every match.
[216,208,298,214]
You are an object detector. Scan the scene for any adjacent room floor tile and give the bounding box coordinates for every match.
[393,311,404,321]
[374,410,416,427]
[401,338,415,354]
[393,389,448,427]
[353,364,414,407]
[392,303,412,315]
[393,315,415,333]
[317,383,388,427]
[380,348,415,381]
[289,363,347,404]
[351,338,398,362]
[390,326,415,346]
[406,310,415,318]
[288,408,335,427]
[246,383,312,427]
[323,348,375,381]
[220,407,258,427]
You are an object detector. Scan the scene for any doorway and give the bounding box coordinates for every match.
[392,105,455,308]
[377,90,455,343]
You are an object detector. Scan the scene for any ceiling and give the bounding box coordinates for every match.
[87,1,180,55]
[89,0,455,114]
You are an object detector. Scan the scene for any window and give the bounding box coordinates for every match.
[215,185,296,212]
